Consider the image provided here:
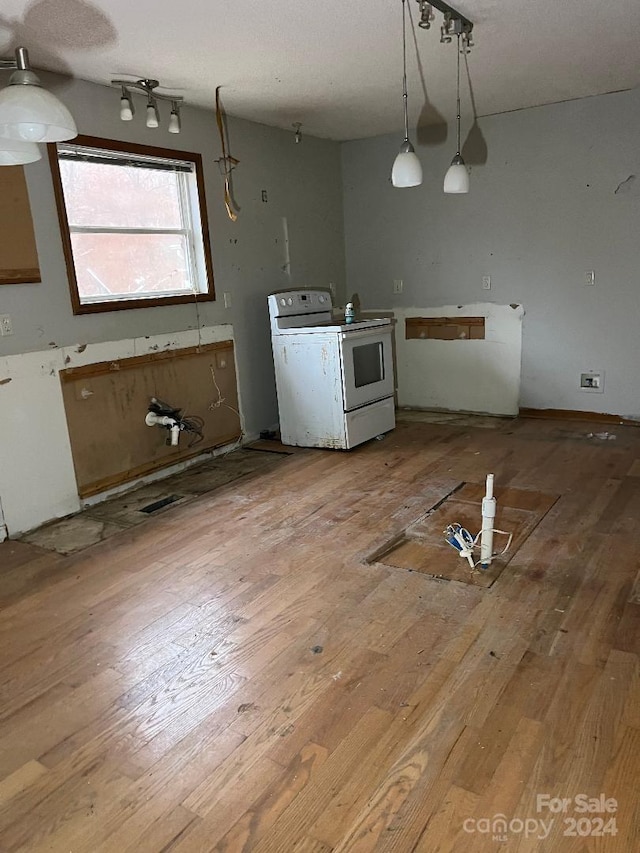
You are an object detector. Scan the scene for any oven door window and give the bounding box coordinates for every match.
[353,341,384,387]
[341,330,394,411]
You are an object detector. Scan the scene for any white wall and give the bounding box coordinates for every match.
[393,303,523,416]
[342,87,640,418]
[0,74,346,535]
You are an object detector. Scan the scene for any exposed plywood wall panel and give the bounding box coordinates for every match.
[0,166,41,285]
[60,341,241,496]
[405,317,485,341]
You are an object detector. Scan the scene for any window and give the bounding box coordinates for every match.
[48,135,214,314]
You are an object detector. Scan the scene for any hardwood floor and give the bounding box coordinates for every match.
[0,415,638,852]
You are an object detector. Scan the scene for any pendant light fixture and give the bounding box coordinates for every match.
[443,31,469,193]
[0,47,77,145]
[112,78,183,133]
[0,137,42,165]
[391,0,422,188]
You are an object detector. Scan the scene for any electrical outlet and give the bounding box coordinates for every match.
[0,314,13,336]
[393,279,403,294]
[223,292,232,309]
[585,270,595,286]
[580,371,604,392]
[482,275,491,290]
[329,282,336,297]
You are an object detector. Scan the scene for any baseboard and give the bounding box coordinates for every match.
[519,407,639,426]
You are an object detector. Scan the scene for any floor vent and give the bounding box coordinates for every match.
[139,495,183,514]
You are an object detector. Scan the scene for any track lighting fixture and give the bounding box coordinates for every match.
[111,78,183,133]
[443,31,469,194]
[390,2,474,189]
[0,46,77,162]
[391,0,422,188]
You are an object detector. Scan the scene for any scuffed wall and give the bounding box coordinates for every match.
[392,304,523,415]
[0,73,346,538]
[0,326,235,536]
[342,87,640,417]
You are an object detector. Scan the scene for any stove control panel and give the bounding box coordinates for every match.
[268,289,332,318]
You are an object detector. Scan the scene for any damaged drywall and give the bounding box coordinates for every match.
[392,303,524,416]
[614,175,636,195]
[0,497,7,543]
[0,325,237,536]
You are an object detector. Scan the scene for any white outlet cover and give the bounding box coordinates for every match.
[482,275,491,290]
[580,370,604,393]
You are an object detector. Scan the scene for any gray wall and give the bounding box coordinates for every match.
[0,73,346,437]
[342,87,640,417]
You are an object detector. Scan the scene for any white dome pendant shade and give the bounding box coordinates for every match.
[0,137,41,165]
[443,33,469,195]
[391,0,422,189]
[0,48,77,143]
[444,154,469,193]
[392,140,423,188]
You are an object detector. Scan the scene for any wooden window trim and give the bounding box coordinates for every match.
[47,135,215,315]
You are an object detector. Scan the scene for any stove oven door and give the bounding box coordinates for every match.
[339,326,395,411]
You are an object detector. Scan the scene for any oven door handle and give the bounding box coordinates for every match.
[340,326,391,342]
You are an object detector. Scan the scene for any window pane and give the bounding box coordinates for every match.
[70,232,193,301]
[60,160,184,229]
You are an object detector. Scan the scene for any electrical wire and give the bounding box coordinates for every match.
[208,363,244,451]
[444,522,513,571]
[180,414,205,447]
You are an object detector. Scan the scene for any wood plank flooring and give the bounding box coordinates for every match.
[0,415,638,852]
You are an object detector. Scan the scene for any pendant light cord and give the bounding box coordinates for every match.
[455,33,461,155]
[402,0,409,141]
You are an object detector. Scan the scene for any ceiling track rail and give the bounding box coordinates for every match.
[415,0,474,44]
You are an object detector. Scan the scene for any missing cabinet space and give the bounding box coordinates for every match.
[406,317,485,341]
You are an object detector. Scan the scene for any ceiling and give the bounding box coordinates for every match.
[1,0,640,141]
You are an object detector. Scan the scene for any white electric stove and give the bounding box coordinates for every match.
[268,289,396,449]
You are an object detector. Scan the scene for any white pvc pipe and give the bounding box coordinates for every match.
[145,411,169,428]
[145,411,181,446]
[480,473,496,567]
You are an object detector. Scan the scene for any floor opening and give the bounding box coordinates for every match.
[368,482,559,588]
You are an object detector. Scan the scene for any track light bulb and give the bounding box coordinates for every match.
[120,95,133,121]
[146,101,159,128]
[168,106,181,134]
